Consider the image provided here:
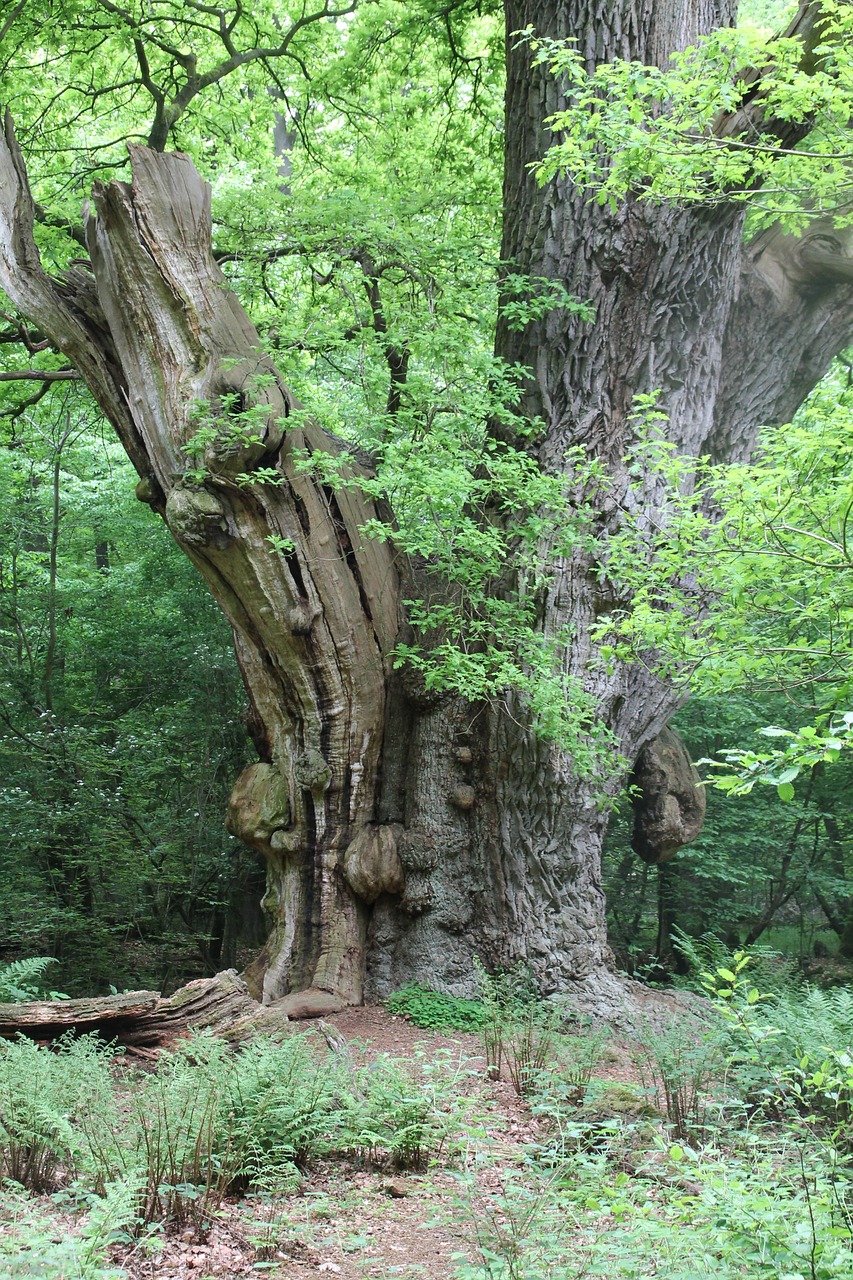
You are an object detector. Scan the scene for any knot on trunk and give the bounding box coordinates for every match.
[450,784,476,810]
[630,726,706,865]
[226,762,291,856]
[199,363,289,478]
[134,474,162,506]
[294,748,331,794]
[342,824,405,903]
[395,829,438,915]
[165,482,229,549]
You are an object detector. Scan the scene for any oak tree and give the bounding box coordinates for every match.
[0,0,851,1009]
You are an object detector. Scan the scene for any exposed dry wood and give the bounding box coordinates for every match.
[0,969,290,1050]
[0,111,403,1007]
[0,368,79,381]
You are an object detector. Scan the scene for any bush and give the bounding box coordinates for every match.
[340,1046,475,1170]
[385,984,486,1031]
[226,1032,343,1178]
[0,1179,134,1279]
[630,1016,726,1142]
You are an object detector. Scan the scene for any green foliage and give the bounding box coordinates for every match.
[0,1181,131,1279]
[0,956,65,1002]
[0,1034,117,1193]
[630,1017,725,1142]
[450,1166,571,1280]
[226,1033,343,1176]
[385,984,486,1032]
[0,1026,479,1249]
[340,1046,474,1170]
[703,952,853,1161]
[584,361,853,715]
[536,5,853,231]
[703,714,853,800]
[450,1137,853,1280]
[672,928,800,995]
[0,410,260,993]
[475,963,609,1100]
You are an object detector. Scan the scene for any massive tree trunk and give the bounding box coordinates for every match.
[1,0,852,1010]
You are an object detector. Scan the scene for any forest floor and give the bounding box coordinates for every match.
[3,981,849,1279]
[0,1003,645,1280]
[122,1009,645,1280]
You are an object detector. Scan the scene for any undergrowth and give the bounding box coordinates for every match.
[385,984,486,1031]
[0,1026,481,1247]
[3,957,853,1278]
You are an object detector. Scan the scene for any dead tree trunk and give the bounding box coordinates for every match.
[0,970,289,1050]
[0,118,403,1006]
[1,0,852,1013]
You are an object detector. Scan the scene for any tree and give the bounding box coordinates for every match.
[0,0,851,1008]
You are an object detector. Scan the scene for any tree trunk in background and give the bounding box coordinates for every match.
[2,0,853,1010]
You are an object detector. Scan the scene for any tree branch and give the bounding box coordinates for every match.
[0,108,151,476]
[0,0,27,45]
[0,369,80,382]
[798,233,853,284]
[352,250,410,420]
[712,0,830,149]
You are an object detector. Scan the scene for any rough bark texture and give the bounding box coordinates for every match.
[0,114,404,1007]
[1,0,852,1012]
[0,970,288,1050]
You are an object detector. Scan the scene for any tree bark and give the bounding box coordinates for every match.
[1,0,852,1012]
[0,970,288,1050]
[0,114,402,1007]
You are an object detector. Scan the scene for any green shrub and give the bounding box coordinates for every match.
[0,1182,131,1279]
[475,963,561,1096]
[226,1032,343,1178]
[123,1034,237,1235]
[630,1016,726,1142]
[385,984,486,1031]
[340,1045,476,1170]
[709,957,853,1146]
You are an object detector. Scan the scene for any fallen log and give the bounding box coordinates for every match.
[0,969,290,1050]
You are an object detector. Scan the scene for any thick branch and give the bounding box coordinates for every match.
[0,368,79,382]
[708,220,853,458]
[799,234,853,283]
[0,109,150,476]
[0,970,290,1051]
[713,0,830,148]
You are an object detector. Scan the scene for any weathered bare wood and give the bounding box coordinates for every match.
[0,113,403,1008]
[0,368,79,381]
[0,990,159,1038]
[0,970,285,1049]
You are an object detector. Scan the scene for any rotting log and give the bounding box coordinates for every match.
[0,969,291,1050]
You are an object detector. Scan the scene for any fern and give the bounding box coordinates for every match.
[0,956,65,1002]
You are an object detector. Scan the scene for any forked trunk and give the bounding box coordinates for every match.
[1,0,852,1009]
